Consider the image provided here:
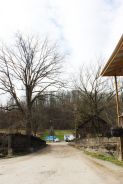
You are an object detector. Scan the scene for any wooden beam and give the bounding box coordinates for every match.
[101,35,123,76]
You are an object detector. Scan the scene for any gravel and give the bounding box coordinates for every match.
[0,142,123,184]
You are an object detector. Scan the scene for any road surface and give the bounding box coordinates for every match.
[0,142,123,184]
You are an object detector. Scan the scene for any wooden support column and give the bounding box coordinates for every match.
[114,76,120,126]
[114,76,123,160]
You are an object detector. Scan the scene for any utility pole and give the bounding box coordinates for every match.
[114,76,120,126]
[8,110,13,157]
[74,105,78,143]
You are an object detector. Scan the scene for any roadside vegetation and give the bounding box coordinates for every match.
[70,144,123,167]
[84,150,123,167]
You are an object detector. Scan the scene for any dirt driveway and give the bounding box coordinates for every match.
[0,142,123,184]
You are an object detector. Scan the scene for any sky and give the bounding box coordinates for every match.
[0,0,123,72]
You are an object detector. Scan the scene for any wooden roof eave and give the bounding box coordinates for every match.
[101,34,123,76]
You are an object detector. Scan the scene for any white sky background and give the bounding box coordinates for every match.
[0,0,123,68]
[0,0,123,102]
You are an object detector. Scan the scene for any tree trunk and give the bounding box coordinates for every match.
[8,134,12,156]
[26,108,32,136]
[26,120,31,136]
[25,109,32,151]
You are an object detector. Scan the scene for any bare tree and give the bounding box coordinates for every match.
[74,64,115,126]
[0,33,64,135]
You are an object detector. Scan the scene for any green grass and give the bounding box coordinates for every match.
[55,130,74,140]
[84,150,123,167]
[41,130,49,140]
[41,129,74,141]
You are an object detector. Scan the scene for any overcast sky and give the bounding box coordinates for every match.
[0,0,123,72]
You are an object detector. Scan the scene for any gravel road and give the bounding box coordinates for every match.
[0,142,123,184]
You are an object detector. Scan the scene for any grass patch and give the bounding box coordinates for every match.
[41,130,49,140]
[84,150,123,167]
[55,130,74,140]
[41,130,74,140]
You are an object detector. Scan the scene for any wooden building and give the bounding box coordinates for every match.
[101,34,123,160]
[78,115,110,138]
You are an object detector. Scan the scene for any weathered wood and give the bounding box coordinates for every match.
[114,76,123,160]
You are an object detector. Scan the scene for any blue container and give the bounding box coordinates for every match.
[45,136,56,141]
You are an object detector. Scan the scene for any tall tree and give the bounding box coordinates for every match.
[0,33,64,135]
